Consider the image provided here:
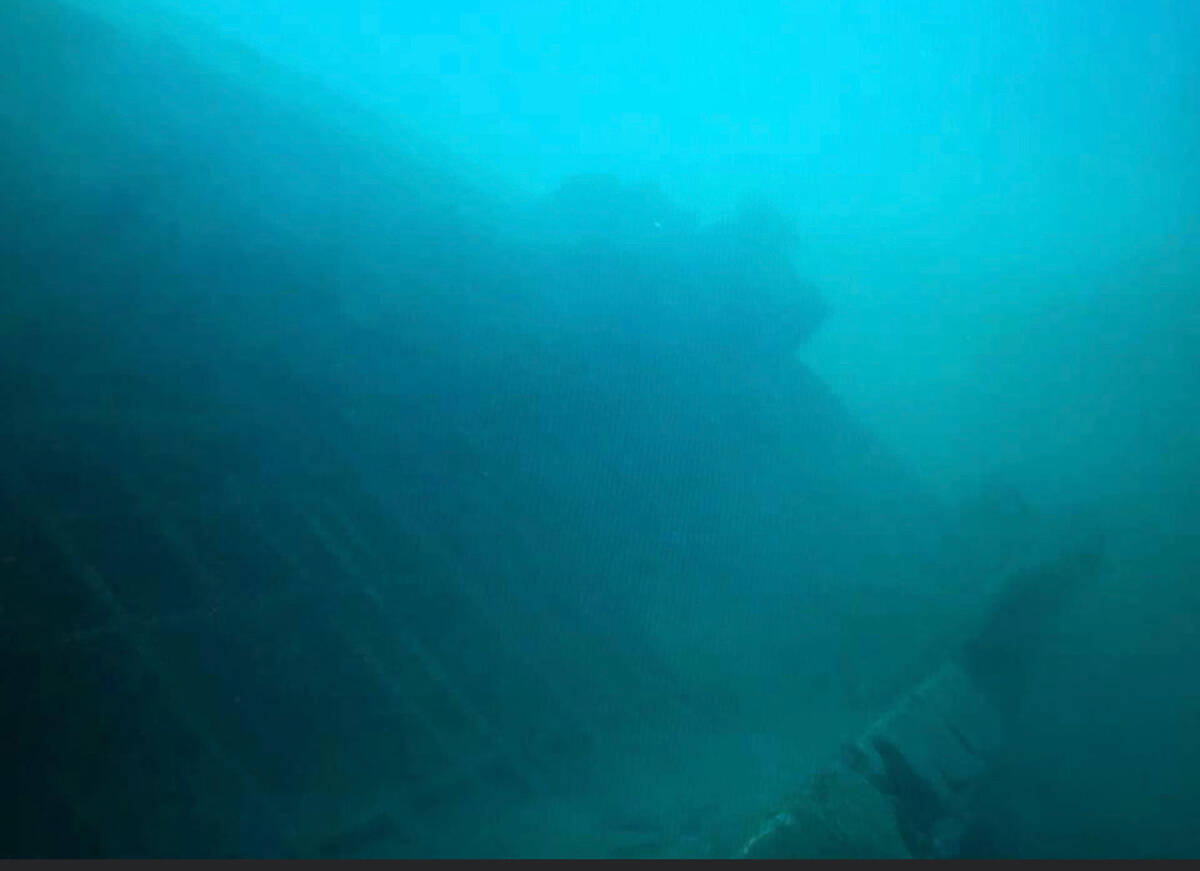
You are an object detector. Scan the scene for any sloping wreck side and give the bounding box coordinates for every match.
[2,0,949,857]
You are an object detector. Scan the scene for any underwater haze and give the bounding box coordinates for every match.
[147,0,1200,510]
[2,0,1198,858]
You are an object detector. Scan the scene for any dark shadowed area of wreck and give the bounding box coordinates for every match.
[0,0,1087,858]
